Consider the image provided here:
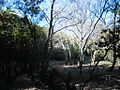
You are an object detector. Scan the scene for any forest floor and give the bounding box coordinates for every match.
[13,61,120,90]
[49,60,120,90]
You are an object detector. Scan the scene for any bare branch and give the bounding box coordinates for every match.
[53,16,69,27]
[53,22,80,34]
[89,9,106,24]
[53,3,67,18]
[82,0,109,51]
[67,29,81,40]
[39,7,50,24]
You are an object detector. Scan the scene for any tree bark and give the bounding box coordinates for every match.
[110,2,117,72]
[42,0,56,72]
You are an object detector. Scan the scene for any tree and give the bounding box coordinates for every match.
[95,0,120,71]
[1,0,79,73]
[38,0,80,69]
[64,0,109,75]
[53,32,74,64]
[0,11,46,88]
[109,0,120,71]
[2,0,45,21]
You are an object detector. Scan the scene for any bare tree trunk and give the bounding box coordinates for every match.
[78,0,109,76]
[79,60,83,75]
[42,0,56,72]
[79,52,84,76]
[110,2,117,72]
[110,44,117,71]
[88,52,93,72]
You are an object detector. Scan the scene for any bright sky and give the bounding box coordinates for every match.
[1,0,119,38]
[36,0,115,39]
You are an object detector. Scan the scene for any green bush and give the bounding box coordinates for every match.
[0,11,46,88]
[51,47,65,60]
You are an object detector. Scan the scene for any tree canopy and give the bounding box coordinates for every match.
[0,11,47,89]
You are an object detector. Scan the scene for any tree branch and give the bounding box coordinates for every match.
[53,22,80,34]
[82,0,109,51]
